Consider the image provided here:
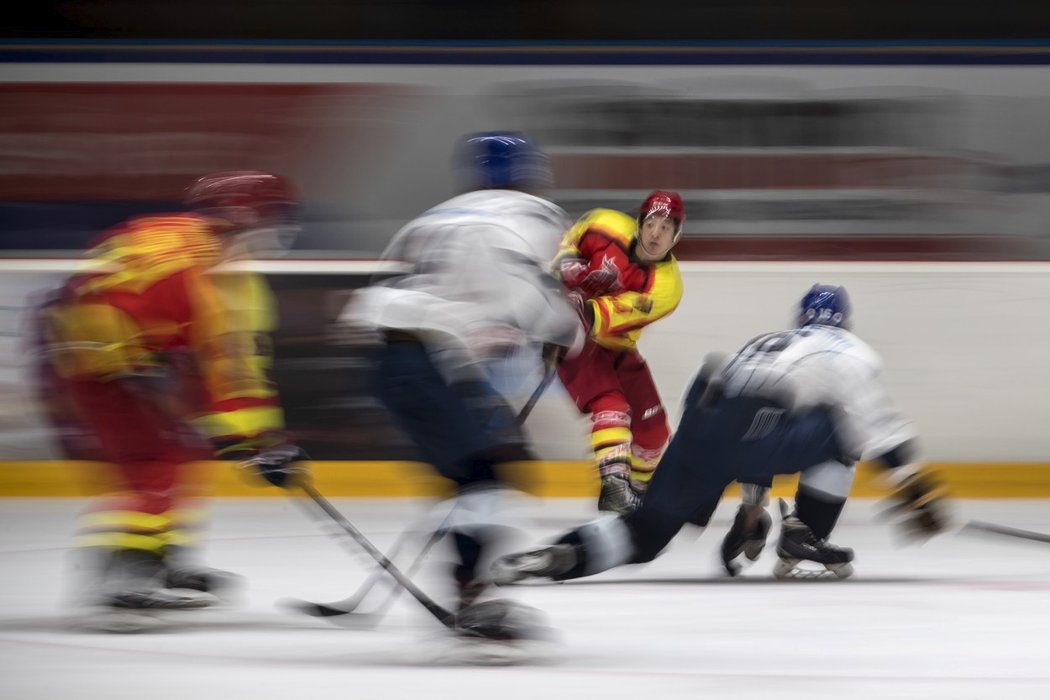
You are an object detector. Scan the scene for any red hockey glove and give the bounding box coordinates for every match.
[559,257,623,297]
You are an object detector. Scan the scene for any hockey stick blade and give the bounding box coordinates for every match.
[277,597,383,628]
[960,520,1050,545]
[295,483,516,637]
[279,597,363,618]
[279,516,449,625]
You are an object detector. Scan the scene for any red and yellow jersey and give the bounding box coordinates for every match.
[42,213,283,445]
[554,208,683,352]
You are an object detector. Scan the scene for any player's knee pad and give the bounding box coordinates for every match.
[799,460,856,501]
[445,483,514,533]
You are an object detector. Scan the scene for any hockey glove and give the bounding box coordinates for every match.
[720,502,771,576]
[245,443,311,488]
[541,342,568,372]
[881,469,950,541]
[219,440,311,489]
[559,257,622,297]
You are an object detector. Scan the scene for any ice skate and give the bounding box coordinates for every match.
[597,474,640,515]
[73,582,218,633]
[454,598,551,641]
[490,544,577,585]
[417,599,559,666]
[774,514,854,580]
[70,549,218,632]
[165,565,243,604]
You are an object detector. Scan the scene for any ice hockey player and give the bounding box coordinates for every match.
[552,191,685,514]
[341,132,583,640]
[39,171,310,631]
[492,284,949,585]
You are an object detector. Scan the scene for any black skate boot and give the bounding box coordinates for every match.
[720,505,772,576]
[490,544,578,585]
[454,598,553,644]
[164,565,242,601]
[456,579,487,613]
[774,514,854,580]
[598,474,640,515]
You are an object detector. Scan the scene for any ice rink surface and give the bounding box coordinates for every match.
[2,496,1049,700]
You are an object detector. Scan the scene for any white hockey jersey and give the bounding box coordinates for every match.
[717,324,917,463]
[344,189,583,381]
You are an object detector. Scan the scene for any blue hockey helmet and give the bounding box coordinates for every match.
[797,284,851,328]
[453,131,552,191]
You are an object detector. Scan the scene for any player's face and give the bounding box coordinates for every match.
[636,215,677,261]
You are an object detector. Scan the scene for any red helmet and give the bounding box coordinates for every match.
[184,171,298,230]
[638,190,685,237]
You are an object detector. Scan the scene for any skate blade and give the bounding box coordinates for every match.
[165,589,223,608]
[491,551,553,586]
[773,558,854,580]
[70,608,169,634]
[422,633,561,666]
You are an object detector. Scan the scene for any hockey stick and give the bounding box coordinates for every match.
[284,368,557,623]
[281,509,451,624]
[959,520,1050,545]
[296,481,463,631]
[516,359,558,426]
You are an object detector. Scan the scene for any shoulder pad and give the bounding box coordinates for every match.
[577,208,637,246]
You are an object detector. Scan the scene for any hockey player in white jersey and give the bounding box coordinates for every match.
[717,284,949,578]
[343,132,583,638]
[492,283,948,586]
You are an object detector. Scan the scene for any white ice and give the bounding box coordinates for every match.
[2,496,1050,700]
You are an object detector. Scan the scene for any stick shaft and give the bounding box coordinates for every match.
[516,362,558,425]
[962,520,1050,544]
[299,482,457,628]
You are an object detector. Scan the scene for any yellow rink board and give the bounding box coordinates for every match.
[1,460,1050,498]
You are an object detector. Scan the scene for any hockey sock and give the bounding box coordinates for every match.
[794,486,846,540]
[453,531,485,585]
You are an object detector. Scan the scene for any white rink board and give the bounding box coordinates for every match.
[1,260,1049,462]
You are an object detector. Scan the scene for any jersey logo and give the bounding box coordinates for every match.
[641,405,663,421]
[741,407,784,441]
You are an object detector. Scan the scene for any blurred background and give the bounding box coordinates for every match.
[2,0,1049,468]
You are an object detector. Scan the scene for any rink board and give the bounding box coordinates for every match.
[0,460,1048,498]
